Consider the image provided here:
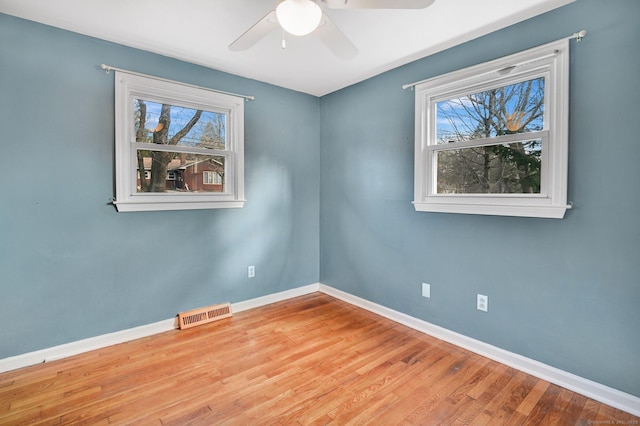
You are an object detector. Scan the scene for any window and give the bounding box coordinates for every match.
[114,71,245,212]
[413,39,570,218]
[203,171,223,185]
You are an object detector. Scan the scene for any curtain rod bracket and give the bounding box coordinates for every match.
[572,30,587,42]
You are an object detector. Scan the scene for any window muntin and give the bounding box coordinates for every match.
[114,71,244,212]
[414,40,569,218]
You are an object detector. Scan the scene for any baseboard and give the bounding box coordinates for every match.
[318,284,640,417]
[0,318,177,374]
[231,283,319,313]
[0,283,320,374]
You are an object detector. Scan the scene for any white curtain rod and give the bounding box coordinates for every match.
[401,29,588,91]
[100,64,255,101]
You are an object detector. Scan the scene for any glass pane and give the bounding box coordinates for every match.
[436,77,544,144]
[134,99,226,150]
[136,150,225,193]
[436,140,541,194]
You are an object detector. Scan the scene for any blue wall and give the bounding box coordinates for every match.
[319,0,640,397]
[0,14,320,358]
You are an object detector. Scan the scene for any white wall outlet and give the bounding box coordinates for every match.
[248,265,255,278]
[422,283,431,298]
[477,294,488,312]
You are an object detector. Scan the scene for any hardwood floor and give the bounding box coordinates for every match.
[0,293,637,425]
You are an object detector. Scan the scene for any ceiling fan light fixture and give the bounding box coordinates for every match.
[276,0,323,36]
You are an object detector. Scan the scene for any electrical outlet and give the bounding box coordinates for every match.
[248,265,255,278]
[477,294,488,312]
[422,283,431,298]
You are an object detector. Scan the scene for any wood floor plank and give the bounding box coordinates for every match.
[515,376,551,416]
[459,364,517,425]
[521,383,562,425]
[447,364,510,425]
[0,293,637,425]
[399,356,490,424]
[539,386,576,425]
[557,392,588,425]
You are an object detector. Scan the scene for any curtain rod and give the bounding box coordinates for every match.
[401,29,588,91]
[100,64,255,101]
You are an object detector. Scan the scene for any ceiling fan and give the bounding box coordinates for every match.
[229,0,436,59]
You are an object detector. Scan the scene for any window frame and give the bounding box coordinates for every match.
[413,39,570,219]
[113,71,245,212]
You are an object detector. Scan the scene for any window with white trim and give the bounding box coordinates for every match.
[203,171,223,185]
[114,71,245,212]
[203,171,214,185]
[413,39,570,218]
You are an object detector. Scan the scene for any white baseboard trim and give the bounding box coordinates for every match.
[231,283,319,313]
[318,284,640,417]
[0,318,177,374]
[0,283,320,374]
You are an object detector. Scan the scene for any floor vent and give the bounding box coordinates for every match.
[178,303,232,330]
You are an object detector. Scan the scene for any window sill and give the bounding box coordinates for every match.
[113,200,246,212]
[412,201,570,219]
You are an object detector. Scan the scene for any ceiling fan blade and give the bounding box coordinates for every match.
[314,13,358,59]
[229,10,278,51]
[322,0,435,9]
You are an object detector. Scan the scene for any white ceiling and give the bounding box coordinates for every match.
[0,0,574,96]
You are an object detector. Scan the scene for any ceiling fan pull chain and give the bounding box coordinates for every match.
[282,29,287,50]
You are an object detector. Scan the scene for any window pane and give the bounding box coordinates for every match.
[134,99,226,150]
[436,77,544,144]
[136,150,225,193]
[436,140,541,194]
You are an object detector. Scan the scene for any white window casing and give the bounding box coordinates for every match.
[113,71,245,212]
[413,39,570,219]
